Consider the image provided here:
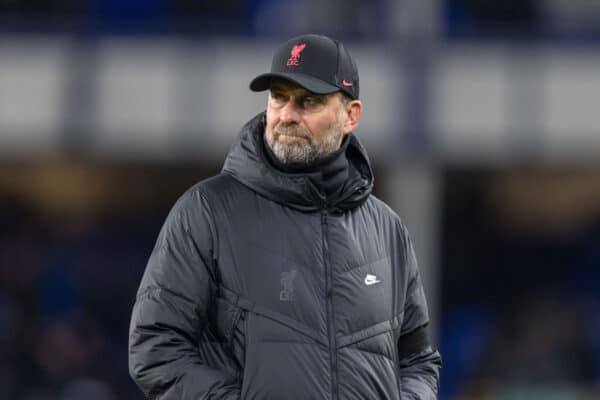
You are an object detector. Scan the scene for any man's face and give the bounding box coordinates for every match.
[265,80,350,166]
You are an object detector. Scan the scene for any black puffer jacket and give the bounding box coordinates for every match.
[129,112,441,399]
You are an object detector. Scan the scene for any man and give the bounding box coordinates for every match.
[129,33,441,399]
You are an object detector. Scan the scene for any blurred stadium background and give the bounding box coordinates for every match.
[1,0,600,399]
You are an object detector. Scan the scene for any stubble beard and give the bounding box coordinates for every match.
[265,117,345,166]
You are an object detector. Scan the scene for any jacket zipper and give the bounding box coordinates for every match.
[322,208,339,400]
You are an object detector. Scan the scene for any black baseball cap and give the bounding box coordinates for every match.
[249,34,359,100]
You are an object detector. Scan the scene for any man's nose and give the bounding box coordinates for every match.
[279,100,301,124]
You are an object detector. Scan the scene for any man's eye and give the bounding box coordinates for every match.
[303,97,323,107]
[270,93,287,105]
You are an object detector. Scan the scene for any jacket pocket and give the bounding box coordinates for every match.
[229,307,247,374]
[212,296,247,376]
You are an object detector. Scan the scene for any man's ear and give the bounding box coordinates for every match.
[342,100,362,135]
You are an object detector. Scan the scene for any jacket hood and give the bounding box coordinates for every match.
[222,112,374,212]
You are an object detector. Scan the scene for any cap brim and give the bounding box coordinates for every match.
[249,72,340,95]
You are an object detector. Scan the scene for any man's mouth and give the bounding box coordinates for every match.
[276,131,310,142]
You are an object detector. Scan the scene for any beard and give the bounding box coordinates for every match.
[265,116,344,166]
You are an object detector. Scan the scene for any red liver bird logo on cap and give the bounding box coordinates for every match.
[287,43,306,66]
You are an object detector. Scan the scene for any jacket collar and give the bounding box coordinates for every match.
[222,112,373,212]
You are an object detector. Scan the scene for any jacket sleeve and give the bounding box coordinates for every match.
[397,226,442,400]
[128,189,241,400]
